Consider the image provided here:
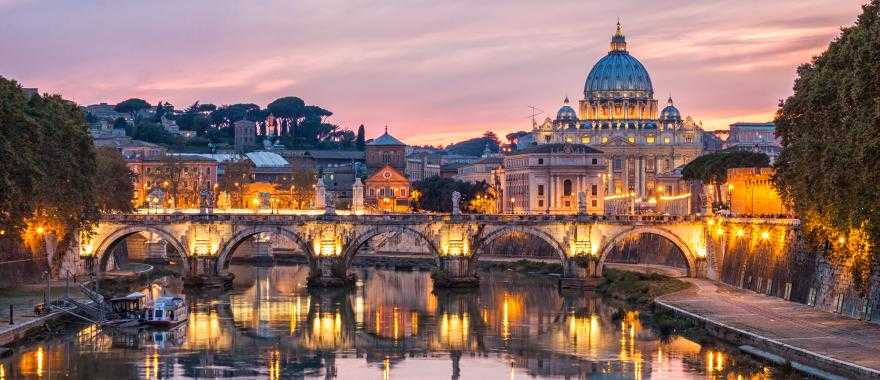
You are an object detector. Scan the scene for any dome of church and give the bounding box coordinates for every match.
[584,23,653,99]
[556,96,577,121]
[659,96,681,121]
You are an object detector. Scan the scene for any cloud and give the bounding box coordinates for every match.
[0,0,866,143]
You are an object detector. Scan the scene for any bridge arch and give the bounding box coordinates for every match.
[215,225,313,273]
[341,225,441,266]
[596,226,697,277]
[472,225,567,262]
[95,226,189,273]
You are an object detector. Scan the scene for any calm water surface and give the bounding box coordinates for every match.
[1,265,785,379]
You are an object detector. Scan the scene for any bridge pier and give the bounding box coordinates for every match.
[307,257,356,288]
[560,257,601,290]
[433,256,479,288]
[183,257,233,289]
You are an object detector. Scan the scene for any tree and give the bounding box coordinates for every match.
[155,154,185,208]
[483,131,501,148]
[774,1,880,291]
[113,98,151,120]
[681,150,769,205]
[218,159,254,208]
[112,116,128,129]
[94,148,134,213]
[412,177,493,213]
[28,92,99,277]
[275,170,316,209]
[356,124,366,150]
[0,77,42,236]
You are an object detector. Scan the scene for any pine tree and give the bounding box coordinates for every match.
[356,124,366,150]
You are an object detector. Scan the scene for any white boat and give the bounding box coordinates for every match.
[143,296,188,327]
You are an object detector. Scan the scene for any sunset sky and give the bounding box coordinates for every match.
[1,0,866,146]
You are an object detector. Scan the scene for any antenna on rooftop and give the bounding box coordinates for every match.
[526,106,544,127]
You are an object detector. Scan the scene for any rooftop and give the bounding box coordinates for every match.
[367,129,406,146]
[506,143,604,156]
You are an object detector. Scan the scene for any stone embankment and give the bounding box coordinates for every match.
[656,279,880,380]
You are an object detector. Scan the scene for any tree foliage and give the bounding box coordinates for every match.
[94,148,134,213]
[773,1,880,286]
[412,177,494,213]
[113,98,150,119]
[218,159,254,207]
[681,150,770,184]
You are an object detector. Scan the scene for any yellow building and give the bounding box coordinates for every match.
[726,167,791,216]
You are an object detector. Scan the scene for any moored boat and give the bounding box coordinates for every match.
[143,296,188,327]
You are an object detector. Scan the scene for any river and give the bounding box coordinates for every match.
[1,264,787,379]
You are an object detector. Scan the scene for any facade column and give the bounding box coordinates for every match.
[606,156,614,194]
[638,156,646,197]
[623,156,630,193]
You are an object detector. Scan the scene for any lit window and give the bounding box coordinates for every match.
[581,135,590,144]
[663,136,671,144]
[565,136,573,143]
[601,136,609,144]
[627,135,636,144]
[646,135,655,144]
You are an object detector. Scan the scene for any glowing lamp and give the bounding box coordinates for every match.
[727,184,734,191]
[716,227,724,236]
[36,226,45,235]
[761,231,770,240]
[838,237,846,245]
[735,228,745,238]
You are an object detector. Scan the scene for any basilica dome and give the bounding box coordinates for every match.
[556,96,577,121]
[584,23,653,99]
[659,96,681,121]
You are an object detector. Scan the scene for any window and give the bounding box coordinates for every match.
[646,134,655,144]
[537,185,544,196]
[664,136,671,144]
[538,158,544,165]
[565,136,573,143]
[538,199,544,208]
[627,135,636,144]
[581,135,590,144]
[685,134,694,143]
[592,199,597,207]
[591,184,598,196]
[601,136,609,144]
[563,180,572,196]
[591,158,598,165]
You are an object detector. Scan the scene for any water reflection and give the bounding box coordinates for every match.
[1,264,781,379]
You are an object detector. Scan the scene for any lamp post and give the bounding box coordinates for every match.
[509,197,516,214]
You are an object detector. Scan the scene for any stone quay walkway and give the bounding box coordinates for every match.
[657,279,880,380]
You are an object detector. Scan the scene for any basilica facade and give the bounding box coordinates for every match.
[530,23,704,199]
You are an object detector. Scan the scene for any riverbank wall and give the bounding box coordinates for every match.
[710,223,880,323]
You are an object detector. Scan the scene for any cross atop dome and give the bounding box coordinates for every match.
[611,20,627,52]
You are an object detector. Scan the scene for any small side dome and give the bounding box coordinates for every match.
[556,96,578,121]
[659,96,681,121]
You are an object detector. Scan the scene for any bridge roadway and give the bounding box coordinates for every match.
[79,212,791,288]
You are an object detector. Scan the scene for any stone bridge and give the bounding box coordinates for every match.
[77,212,794,289]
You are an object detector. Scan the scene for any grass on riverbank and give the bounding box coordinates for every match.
[597,268,690,308]
[598,269,703,341]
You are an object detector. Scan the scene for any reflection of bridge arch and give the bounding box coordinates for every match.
[342,225,441,266]
[596,226,696,277]
[215,225,313,273]
[473,226,566,262]
[95,226,189,273]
